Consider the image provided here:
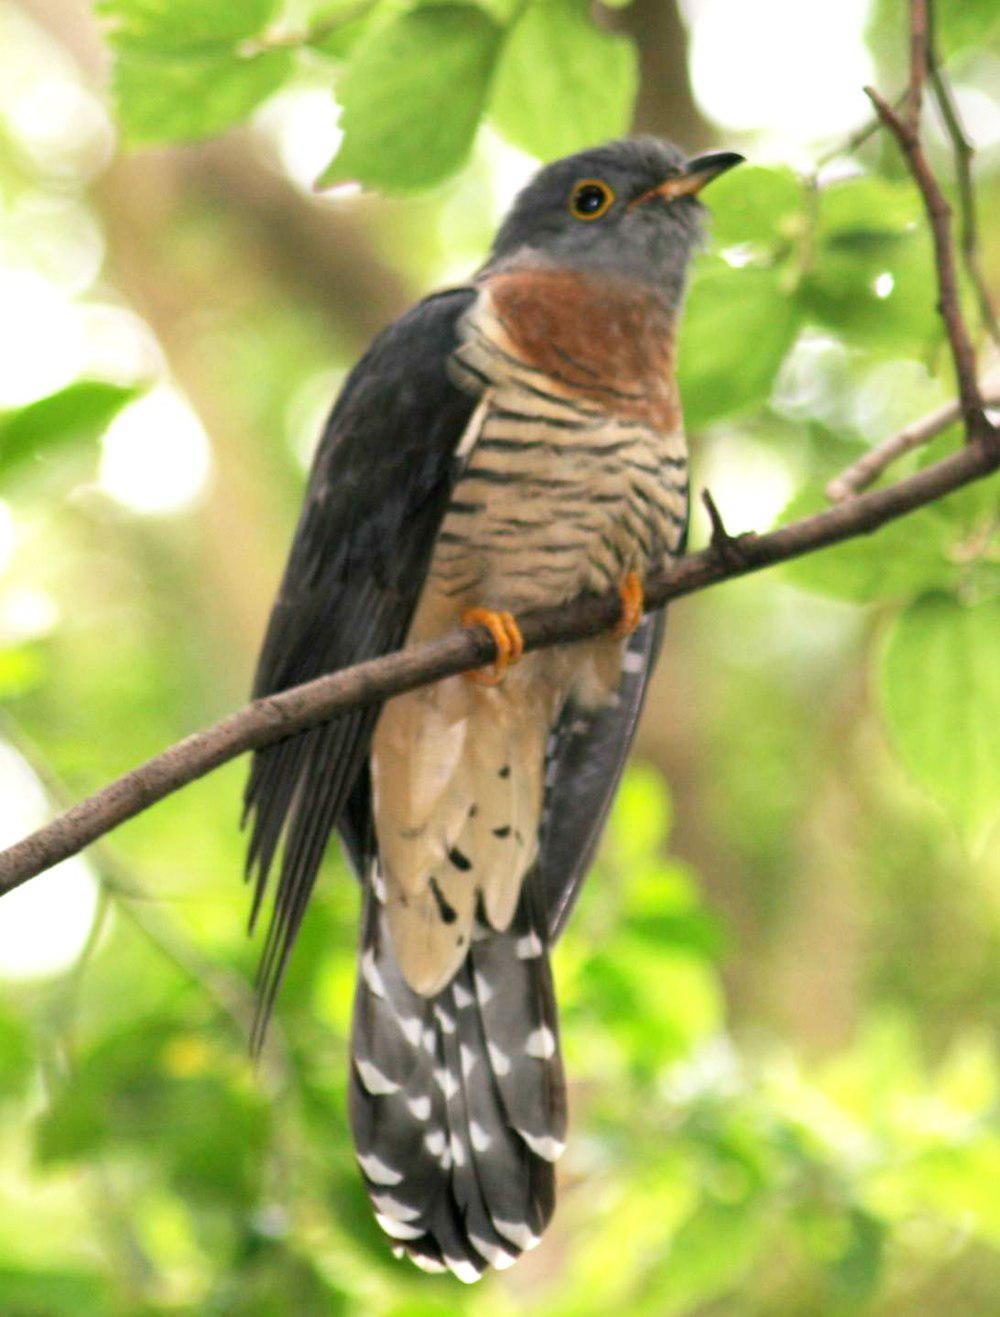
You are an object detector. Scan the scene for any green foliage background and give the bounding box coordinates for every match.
[0,0,997,1312]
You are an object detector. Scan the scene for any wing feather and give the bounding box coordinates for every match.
[244,287,479,1044]
[539,609,668,941]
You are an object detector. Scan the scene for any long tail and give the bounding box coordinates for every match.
[349,868,566,1280]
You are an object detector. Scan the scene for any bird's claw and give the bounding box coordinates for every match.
[613,571,644,639]
[461,608,524,685]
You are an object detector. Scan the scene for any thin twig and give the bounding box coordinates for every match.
[865,85,984,430]
[0,420,996,898]
[908,0,929,132]
[827,366,1000,500]
[238,3,375,56]
[814,90,910,170]
[927,59,1000,347]
[700,488,753,569]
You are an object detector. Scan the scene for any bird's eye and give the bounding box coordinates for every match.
[569,179,615,220]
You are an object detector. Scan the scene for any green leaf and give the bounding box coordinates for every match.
[0,1269,110,1317]
[98,0,281,54]
[707,165,804,251]
[818,176,921,238]
[0,381,138,480]
[0,1006,32,1100]
[936,0,1000,54]
[780,485,957,603]
[802,177,937,352]
[319,7,502,192]
[100,0,294,143]
[880,593,1000,843]
[305,4,385,61]
[678,263,799,429]
[114,48,293,143]
[488,0,637,159]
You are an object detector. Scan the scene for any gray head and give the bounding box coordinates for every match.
[486,137,742,312]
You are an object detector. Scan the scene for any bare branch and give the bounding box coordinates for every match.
[908,0,929,132]
[865,84,984,431]
[863,0,990,434]
[927,57,1000,347]
[0,427,996,898]
[700,487,754,569]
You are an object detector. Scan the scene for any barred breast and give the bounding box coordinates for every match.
[430,268,689,616]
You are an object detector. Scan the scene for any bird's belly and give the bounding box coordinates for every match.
[428,398,689,615]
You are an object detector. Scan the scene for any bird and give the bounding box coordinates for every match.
[242,137,742,1281]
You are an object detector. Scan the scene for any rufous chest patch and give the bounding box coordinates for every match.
[484,267,680,433]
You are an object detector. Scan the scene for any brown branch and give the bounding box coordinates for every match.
[866,84,984,431]
[1,424,997,898]
[700,487,754,569]
[927,58,1000,347]
[863,0,988,434]
[814,90,913,171]
[908,0,929,132]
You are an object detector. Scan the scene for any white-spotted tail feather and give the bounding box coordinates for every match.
[350,875,565,1279]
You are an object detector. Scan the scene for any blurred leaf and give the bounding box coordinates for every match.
[0,646,45,700]
[208,1241,351,1314]
[780,484,957,602]
[626,910,724,959]
[818,176,921,237]
[100,0,293,142]
[707,165,804,251]
[0,1006,32,1100]
[868,0,1000,80]
[828,1207,886,1300]
[881,593,1000,843]
[98,0,281,52]
[678,262,799,429]
[35,1018,270,1207]
[114,48,293,143]
[488,0,637,158]
[0,1268,110,1316]
[654,1198,767,1313]
[611,761,672,859]
[935,0,1000,52]
[318,6,502,191]
[305,0,385,61]
[802,178,937,351]
[576,944,723,1076]
[0,382,138,481]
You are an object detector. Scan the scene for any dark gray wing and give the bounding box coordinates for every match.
[243,286,479,1041]
[538,609,668,941]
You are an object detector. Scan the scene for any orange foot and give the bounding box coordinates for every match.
[613,571,644,639]
[461,608,525,686]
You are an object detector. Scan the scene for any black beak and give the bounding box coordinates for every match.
[635,150,745,207]
[681,150,745,192]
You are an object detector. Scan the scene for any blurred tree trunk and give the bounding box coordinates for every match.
[95,145,408,679]
[621,0,713,149]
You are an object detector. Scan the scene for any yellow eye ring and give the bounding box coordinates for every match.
[569,179,615,221]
